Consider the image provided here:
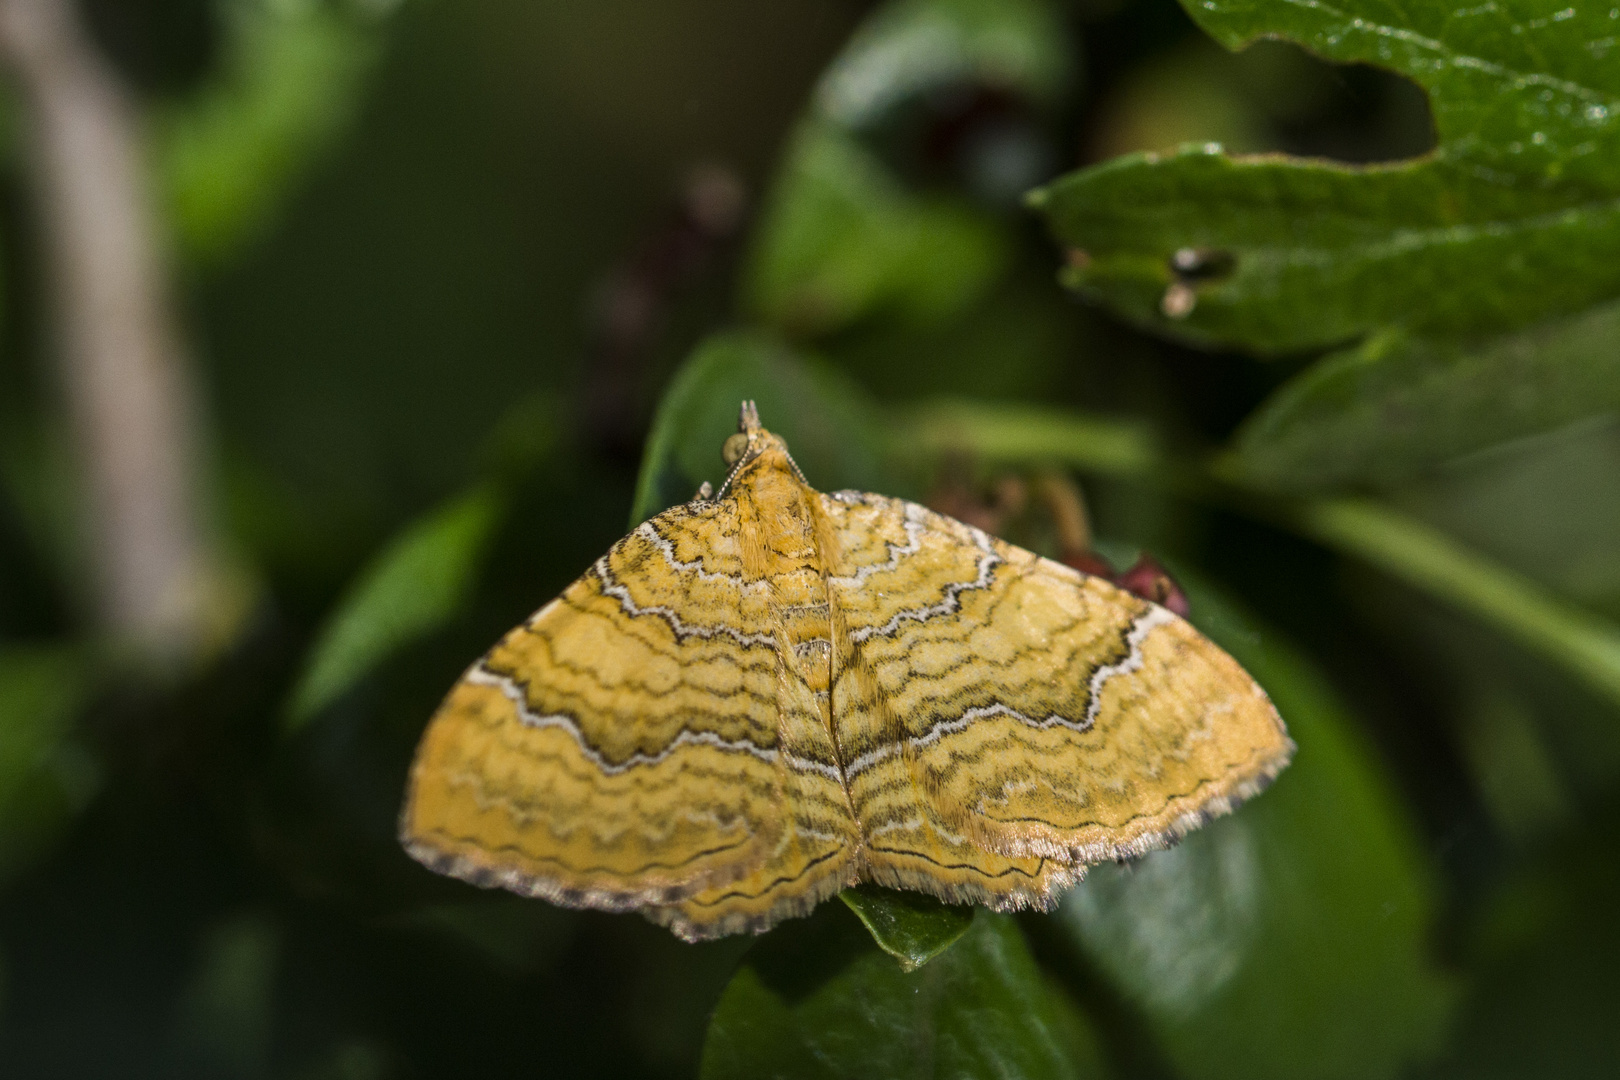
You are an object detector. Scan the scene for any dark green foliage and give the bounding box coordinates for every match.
[1230,310,1620,490]
[0,648,97,883]
[286,485,504,729]
[701,906,1108,1080]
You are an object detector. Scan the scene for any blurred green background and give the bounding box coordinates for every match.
[1,0,1617,1077]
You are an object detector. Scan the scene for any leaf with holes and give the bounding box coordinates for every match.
[1033,0,1620,353]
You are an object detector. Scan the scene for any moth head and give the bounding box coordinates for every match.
[721,399,786,466]
[717,400,805,493]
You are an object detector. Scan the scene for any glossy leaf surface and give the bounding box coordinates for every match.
[1057,575,1456,1080]
[702,906,1108,1080]
[838,886,973,971]
[1230,303,1620,490]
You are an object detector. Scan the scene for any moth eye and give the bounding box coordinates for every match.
[721,433,750,466]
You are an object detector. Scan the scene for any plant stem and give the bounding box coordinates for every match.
[0,0,226,668]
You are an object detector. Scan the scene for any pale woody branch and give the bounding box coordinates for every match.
[0,0,228,668]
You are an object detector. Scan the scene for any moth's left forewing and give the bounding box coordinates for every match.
[400,499,791,910]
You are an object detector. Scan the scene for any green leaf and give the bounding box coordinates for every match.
[1057,574,1456,1080]
[1231,303,1620,490]
[1392,417,1620,616]
[630,330,899,527]
[157,0,391,264]
[837,886,974,971]
[0,646,99,881]
[701,905,1109,1080]
[745,0,1075,335]
[815,0,1072,132]
[744,121,1011,336]
[823,272,1090,402]
[1032,0,1620,353]
[284,485,503,730]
